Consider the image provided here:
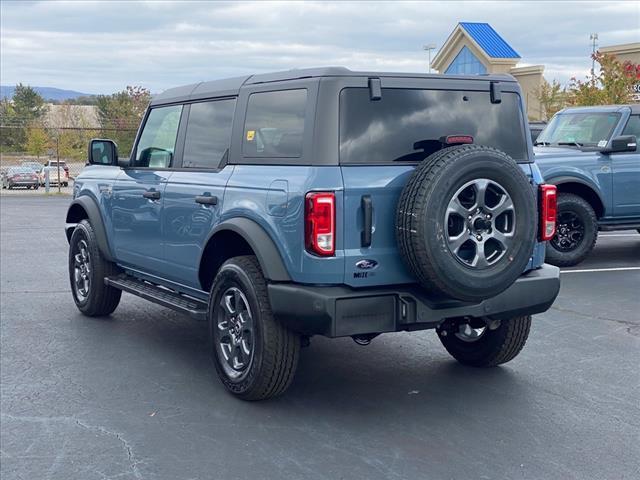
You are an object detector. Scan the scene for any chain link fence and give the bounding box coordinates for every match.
[1,124,137,195]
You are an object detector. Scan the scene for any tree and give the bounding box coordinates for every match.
[535,79,566,120]
[0,97,17,150]
[0,84,47,151]
[97,86,150,156]
[25,125,50,158]
[568,52,638,106]
[49,105,100,161]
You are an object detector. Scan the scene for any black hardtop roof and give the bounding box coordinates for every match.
[150,66,517,106]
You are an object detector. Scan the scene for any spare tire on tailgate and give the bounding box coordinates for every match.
[396,145,536,302]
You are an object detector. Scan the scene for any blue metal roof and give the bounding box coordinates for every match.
[459,22,520,59]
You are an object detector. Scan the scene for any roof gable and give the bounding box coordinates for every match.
[459,22,520,59]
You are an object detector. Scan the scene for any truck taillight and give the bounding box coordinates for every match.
[305,192,335,256]
[539,184,557,241]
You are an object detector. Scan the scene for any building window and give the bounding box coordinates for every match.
[445,46,487,75]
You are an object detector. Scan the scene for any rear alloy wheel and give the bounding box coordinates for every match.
[438,315,532,367]
[209,256,300,400]
[545,193,597,267]
[215,287,255,381]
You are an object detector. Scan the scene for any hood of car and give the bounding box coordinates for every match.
[533,146,601,162]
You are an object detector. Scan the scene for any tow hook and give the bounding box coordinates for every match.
[352,333,379,346]
[486,318,501,330]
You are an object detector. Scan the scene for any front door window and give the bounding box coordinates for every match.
[134,105,183,168]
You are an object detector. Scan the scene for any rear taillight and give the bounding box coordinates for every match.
[539,184,557,241]
[305,192,335,256]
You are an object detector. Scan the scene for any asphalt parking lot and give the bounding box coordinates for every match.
[1,196,639,480]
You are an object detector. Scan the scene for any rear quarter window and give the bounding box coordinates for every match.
[242,89,307,158]
[339,88,528,164]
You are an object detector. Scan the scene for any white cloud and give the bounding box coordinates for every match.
[1,0,638,93]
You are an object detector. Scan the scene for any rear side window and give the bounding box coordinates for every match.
[243,89,307,158]
[183,99,236,169]
[339,88,528,163]
[135,105,182,168]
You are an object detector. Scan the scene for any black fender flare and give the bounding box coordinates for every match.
[65,196,114,262]
[546,175,606,216]
[204,217,291,282]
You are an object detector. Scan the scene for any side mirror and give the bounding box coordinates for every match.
[605,135,637,153]
[88,139,118,165]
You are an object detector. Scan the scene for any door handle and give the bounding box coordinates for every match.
[195,195,218,206]
[361,195,373,247]
[143,190,161,200]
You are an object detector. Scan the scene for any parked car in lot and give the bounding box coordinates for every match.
[42,160,69,186]
[2,166,39,189]
[40,166,67,186]
[535,105,640,266]
[21,161,44,175]
[66,68,560,400]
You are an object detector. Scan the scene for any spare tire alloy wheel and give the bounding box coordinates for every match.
[446,178,515,268]
[396,145,536,302]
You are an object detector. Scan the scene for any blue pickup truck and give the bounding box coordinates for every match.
[66,68,560,400]
[534,105,640,266]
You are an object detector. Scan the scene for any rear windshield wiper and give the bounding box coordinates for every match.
[557,141,583,147]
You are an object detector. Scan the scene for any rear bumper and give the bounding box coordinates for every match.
[268,264,560,337]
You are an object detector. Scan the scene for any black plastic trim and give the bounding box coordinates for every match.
[105,274,208,321]
[205,218,291,282]
[268,265,560,337]
[65,196,114,261]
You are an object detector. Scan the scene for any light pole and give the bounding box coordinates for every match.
[589,33,598,81]
[423,44,437,73]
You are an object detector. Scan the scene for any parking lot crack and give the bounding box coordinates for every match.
[75,420,144,479]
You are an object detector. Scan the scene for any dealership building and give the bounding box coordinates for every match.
[431,22,640,120]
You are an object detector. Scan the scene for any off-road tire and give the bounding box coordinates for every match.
[396,145,537,301]
[209,256,300,401]
[545,193,597,267]
[439,315,532,367]
[68,219,122,316]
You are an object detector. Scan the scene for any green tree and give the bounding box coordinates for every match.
[25,125,50,158]
[0,84,47,150]
[10,84,48,149]
[97,86,150,156]
[0,97,17,151]
[535,79,566,120]
[568,52,637,106]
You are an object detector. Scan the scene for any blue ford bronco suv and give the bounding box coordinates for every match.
[534,105,640,266]
[66,68,560,400]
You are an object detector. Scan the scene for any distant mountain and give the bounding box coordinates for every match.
[1,85,93,101]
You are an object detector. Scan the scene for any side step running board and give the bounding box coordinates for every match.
[105,275,208,321]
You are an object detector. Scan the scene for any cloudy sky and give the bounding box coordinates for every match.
[1,0,638,94]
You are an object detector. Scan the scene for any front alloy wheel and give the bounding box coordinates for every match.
[551,211,585,252]
[72,239,91,301]
[545,193,598,267]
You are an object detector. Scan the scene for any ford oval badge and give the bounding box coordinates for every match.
[356,259,378,270]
